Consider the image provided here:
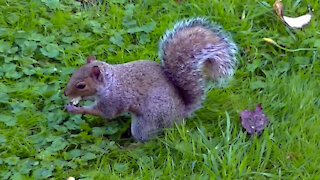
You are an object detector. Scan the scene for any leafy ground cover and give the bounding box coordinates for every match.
[0,0,319,179]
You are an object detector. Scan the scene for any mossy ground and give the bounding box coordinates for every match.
[0,0,319,179]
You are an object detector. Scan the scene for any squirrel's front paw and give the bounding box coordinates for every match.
[65,104,83,114]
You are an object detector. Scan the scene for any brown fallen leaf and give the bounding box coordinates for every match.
[240,104,269,135]
[273,0,284,20]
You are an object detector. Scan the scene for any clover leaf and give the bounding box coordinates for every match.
[40,44,60,58]
[109,32,124,47]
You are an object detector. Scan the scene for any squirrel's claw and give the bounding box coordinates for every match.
[65,104,82,114]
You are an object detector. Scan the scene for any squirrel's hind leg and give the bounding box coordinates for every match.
[130,108,177,142]
[130,107,183,142]
[130,113,167,142]
[130,87,185,142]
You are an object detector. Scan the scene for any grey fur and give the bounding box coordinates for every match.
[159,17,237,63]
[65,17,238,141]
[159,17,237,113]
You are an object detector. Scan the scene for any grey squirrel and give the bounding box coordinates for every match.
[64,17,237,142]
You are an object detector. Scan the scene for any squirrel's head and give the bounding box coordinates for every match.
[64,55,104,104]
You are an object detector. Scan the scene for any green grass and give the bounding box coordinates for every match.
[0,0,319,179]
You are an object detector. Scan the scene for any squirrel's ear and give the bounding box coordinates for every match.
[87,55,96,64]
[90,66,103,82]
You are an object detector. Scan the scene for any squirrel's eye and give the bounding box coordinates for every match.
[76,83,86,89]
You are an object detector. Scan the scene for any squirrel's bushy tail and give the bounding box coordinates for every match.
[159,17,237,115]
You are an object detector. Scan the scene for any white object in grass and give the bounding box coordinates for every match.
[283,13,312,28]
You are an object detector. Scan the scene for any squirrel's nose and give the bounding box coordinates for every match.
[64,90,67,96]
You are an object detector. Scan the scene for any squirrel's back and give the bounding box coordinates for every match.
[159,17,237,114]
